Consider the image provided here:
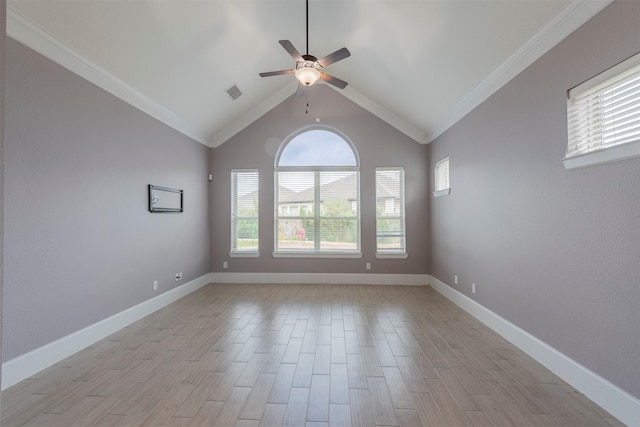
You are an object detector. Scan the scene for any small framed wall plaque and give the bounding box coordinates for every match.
[149,185,183,213]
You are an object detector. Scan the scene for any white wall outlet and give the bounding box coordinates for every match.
[366,262,371,270]
[153,280,158,291]
[223,261,228,269]
[454,275,458,285]
[175,272,183,281]
[472,283,476,294]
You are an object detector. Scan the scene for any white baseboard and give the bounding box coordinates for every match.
[2,274,211,390]
[429,275,640,427]
[209,272,429,286]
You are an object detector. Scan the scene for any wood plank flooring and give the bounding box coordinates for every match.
[1,283,623,426]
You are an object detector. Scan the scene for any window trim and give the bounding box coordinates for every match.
[230,169,260,257]
[273,127,361,258]
[375,167,407,257]
[433,156,451,197]
[563,52,640,170]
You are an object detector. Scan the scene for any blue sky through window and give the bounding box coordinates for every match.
[278,129,357,166]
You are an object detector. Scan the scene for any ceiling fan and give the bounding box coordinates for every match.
[259,0,351,89]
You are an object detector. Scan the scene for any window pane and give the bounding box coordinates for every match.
[320,171,358,218]
[376,168,405,253]
[278,130,357,166]
[434,157,449,191]
[320,218,358,250]
[276,171,315,218]
[236,219,259,250]
[232,170,259,252]
[276,219,315,250]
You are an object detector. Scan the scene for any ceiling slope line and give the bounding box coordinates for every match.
[423,0,614,144]
[6,7,211,147]
[327,85,428,144]
[209,83,298,148]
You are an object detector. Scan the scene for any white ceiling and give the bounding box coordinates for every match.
[7,0,611,147]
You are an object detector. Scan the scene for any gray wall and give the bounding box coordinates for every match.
[210,85,430,274]
[1,0,7,404]
[3,39,211,361]
[429,0,640,399]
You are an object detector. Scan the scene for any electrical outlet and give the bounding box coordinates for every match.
[454,275,458,285]
[175,272,182,281]
[223,261,228,269]
[472,283,476,294]
[153,280,158,291]
[366,262,371,270]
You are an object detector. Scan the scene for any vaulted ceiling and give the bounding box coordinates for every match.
[6,0,611,147]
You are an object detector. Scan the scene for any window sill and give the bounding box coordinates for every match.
[563,140,640,170]
[272,251,363,259]
[229,251,260,258]
[432,189,451,198]
[376,253,408,259]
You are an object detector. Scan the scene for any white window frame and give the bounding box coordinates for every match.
[230,169,259,257]
[564,52,640,170]
[433,156,450,197]
[273,127,362,258]
[375,167,407,259]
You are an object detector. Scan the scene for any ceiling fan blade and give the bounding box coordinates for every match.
[259,69,295,77]
[279,40,303,62]
[317,47,351,67]
[320,72,348,89]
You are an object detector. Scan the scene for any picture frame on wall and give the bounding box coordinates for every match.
[148,185,183,213]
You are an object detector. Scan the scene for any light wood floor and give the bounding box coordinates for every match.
[2,283,623,427]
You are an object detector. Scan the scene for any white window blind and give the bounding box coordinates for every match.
[275,170,360,253]
[434,156,450,192]
[231,170,259,253]
[565,53,640,168]
[376,168,406,254]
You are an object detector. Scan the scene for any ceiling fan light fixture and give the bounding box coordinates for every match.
[295,64,321,86]
[295,67,320,86]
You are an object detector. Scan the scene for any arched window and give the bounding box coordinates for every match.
[274,126,361,256]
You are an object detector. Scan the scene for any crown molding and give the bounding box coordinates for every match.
[7,0,613,149]
[329,84,428,144]
[424,0,614,143]
[6,7,212,147]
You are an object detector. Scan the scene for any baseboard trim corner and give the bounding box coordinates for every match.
[2,274,211,390]
[428,275,640,427]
